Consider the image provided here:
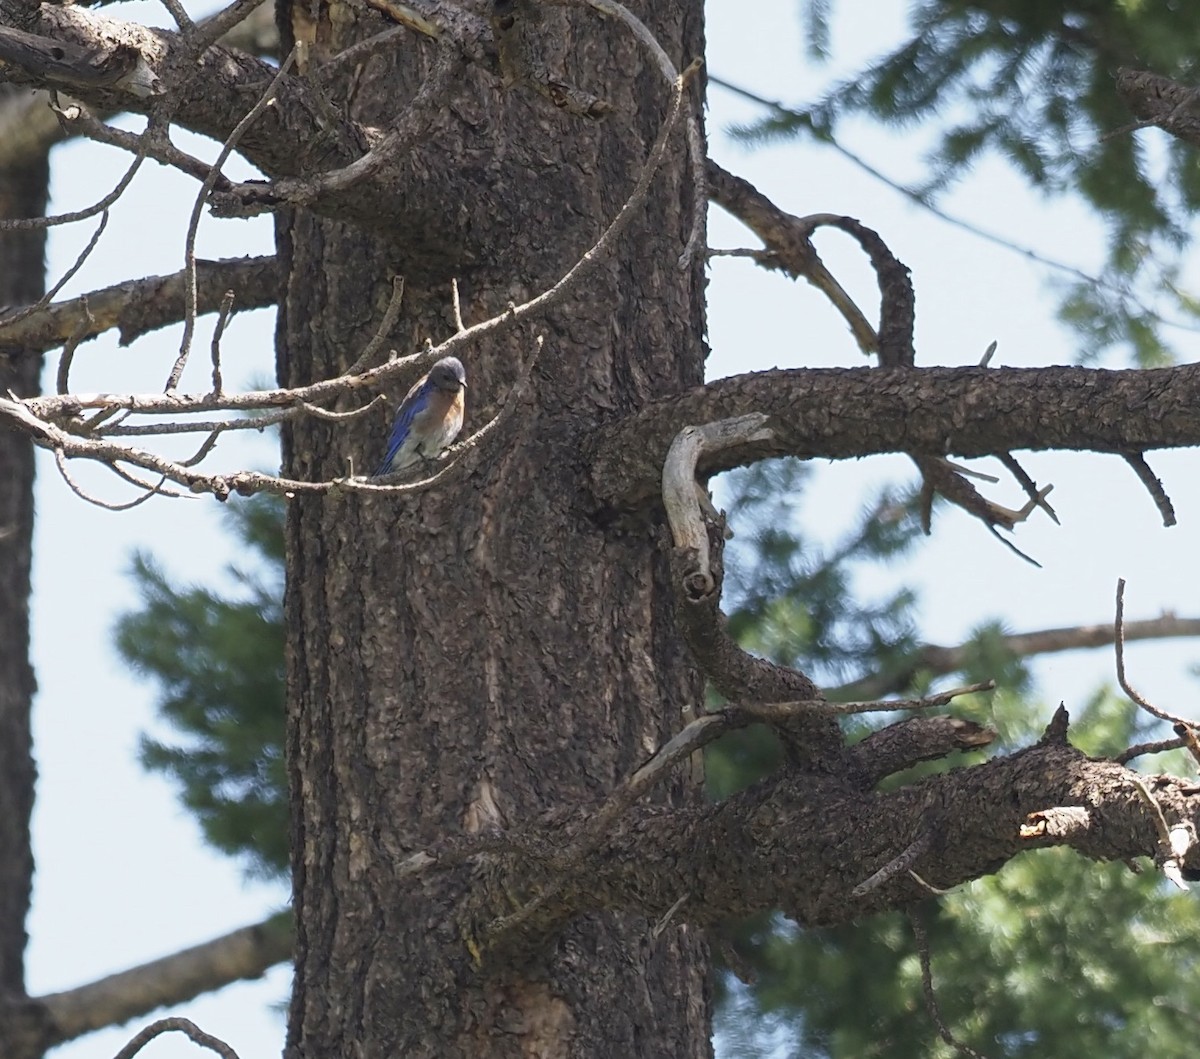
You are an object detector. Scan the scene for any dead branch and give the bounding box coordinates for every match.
[0,59,694,503]
[710,75,1196,335]
[1116,68,1200,150]
[0,4,279,172]
[1122,451,1177,526]
[588,361,1200,509]
[911,912,993,1059]
[840,612,1200,701]
[1,3,362,183]
[0,256,277,354]
[209,41,461,218]
[1114,579,1196,731]
[0,208,107,322]
[849,715,996,786]
[168,45,298,389]
[34,913,290,1049]
[823,680,995,715]
[703,170,1057,554]
[660,417,842,773]
[706,160,877,354]
[852,828,934,898]
[111,1018,240,1059]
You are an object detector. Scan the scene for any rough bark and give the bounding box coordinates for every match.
[277,2,711,1057]
[0,78,44,1059]
[0,255,277,355]
[589,363,1200,507]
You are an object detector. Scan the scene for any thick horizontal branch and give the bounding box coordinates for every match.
[589,363,1200,507]
[561,742,1200,929]
[1116,68,1200,149]
[0,255,277,353]
[33,912,292,1049]
[840,613,1200,700]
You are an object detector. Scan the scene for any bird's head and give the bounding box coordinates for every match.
[429,357,467,392]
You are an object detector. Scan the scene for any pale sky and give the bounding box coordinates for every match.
[24,2,1200,1057]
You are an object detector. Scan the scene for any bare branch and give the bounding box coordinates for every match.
[824,680,995,716]
[1122,451,1177,527]
[1116,68,1200,150]
[0,256,277,354]
[911,912,993,1059]
[35,913,291,1047]
[711,75,1200,336]
[209,290,235,395]
[0,4,279,172]
[1115,579,1196,730]
[706,160,877,355]
[7,4,362,183]
[589,361,1200,509]
[169,46,298,390]
[210,41,460,217]
[346,276,405,374]
[112,1018,240,1059]
[0,208,107,325]
[53,447,170,511]
[841,613,1200,701]
[187,0,270,57]
[849,716,996,786]
[852,828,934,898]
[1116,736,1187,765]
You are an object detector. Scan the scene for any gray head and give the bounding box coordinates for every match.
[429,357,466,392]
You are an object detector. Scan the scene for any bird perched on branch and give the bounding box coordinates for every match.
[374,356,467,476]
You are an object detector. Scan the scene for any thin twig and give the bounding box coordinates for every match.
[112,1017,241,1059]
[1116,737,1187,765]
[708,75,1200,337]
[54,449,170,511]
[108,461,194,498]
[345,276,406,374]
[52,106,219,185]
[851,829,933,898]
[213,42,459,213]
[56,297,93,396]
[0,136,147,231]
[167,46,299,391]
[0,211,109,328]
[1115,579,1194,728]
[823,681,994,716]
[299,395,386,421]
[910,912,993,1059]
[187,0,269,56]
[209,290,235,395]
[1122,452,1177,527]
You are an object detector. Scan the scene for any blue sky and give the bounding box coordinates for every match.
[23,2,1200,1057]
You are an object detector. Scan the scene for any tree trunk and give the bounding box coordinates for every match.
[0,82,46,1057]
[278,2,711,1055]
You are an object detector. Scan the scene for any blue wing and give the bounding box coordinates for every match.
[375,383,432,475]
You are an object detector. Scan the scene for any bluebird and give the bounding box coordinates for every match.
[374,356,467,476]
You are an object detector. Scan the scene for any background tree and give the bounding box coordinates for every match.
[4,2,1200,1056]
